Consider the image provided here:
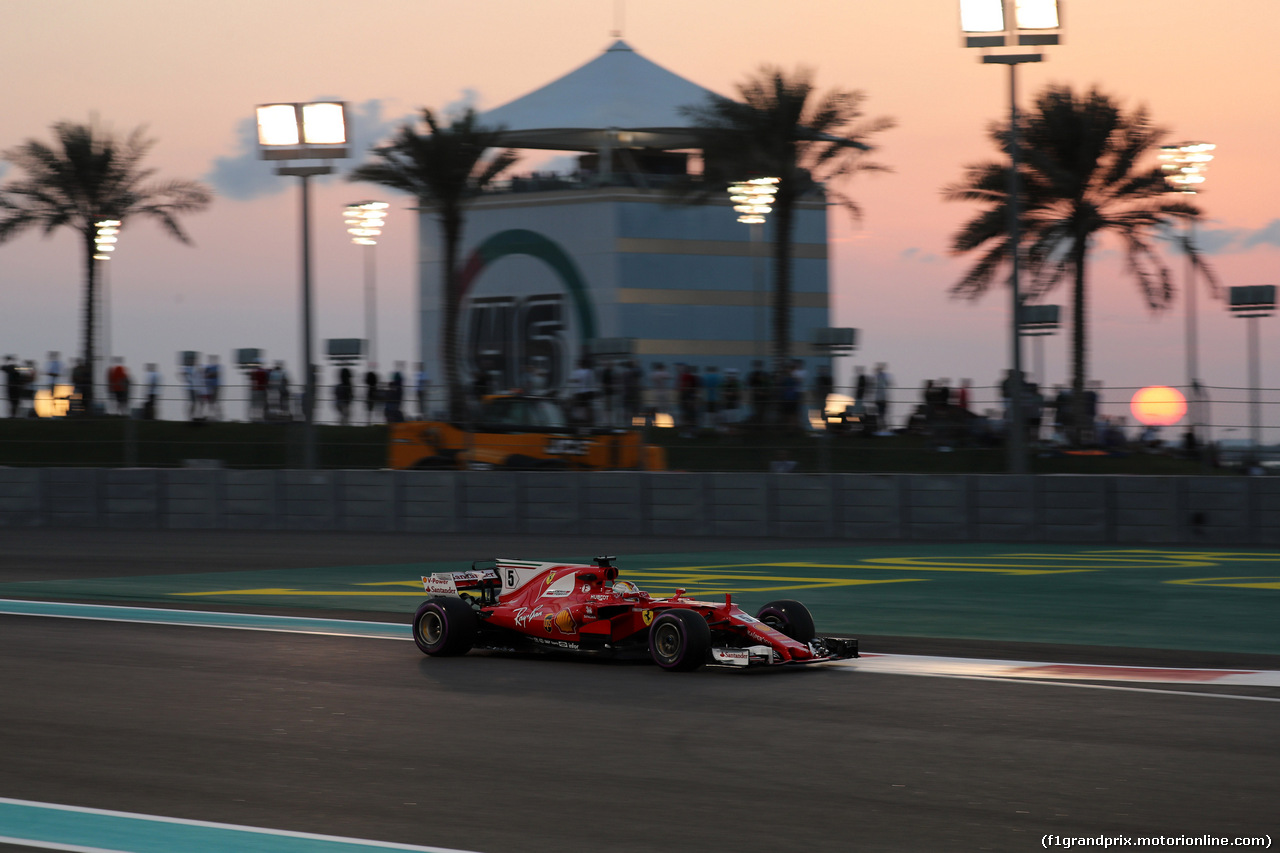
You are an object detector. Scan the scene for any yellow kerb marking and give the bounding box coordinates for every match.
[623,569,926,593]
[174,576,926,598]
[170,550,1280,598]
[642,580,926,595]
[1085,550,1280,560]
[1166,576,1280,590]
[175,588,426,597]
[780,560,1093,576]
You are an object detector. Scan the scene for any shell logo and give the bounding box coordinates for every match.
[545,609,577,634]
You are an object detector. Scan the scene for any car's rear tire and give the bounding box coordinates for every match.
[756,599,816,643]
[413,598,478,656]
[648,610,710,671]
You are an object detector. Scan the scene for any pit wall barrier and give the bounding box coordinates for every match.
[1,469,1276,544]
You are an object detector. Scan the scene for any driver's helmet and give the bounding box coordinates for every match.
[613,580,641,597]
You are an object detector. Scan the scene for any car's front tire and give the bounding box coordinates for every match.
[648,610,711,671]
[756,599,816,643]
[413,598,478,656]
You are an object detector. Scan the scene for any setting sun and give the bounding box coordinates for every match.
[1130,385,1187,426]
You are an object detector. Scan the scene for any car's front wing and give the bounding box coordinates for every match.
[709,636,859,667]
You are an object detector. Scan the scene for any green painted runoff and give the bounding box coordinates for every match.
[2,544,1276,655]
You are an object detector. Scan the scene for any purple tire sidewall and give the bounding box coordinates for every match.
[423,602,448,651]
[650,616,686,669]
[758,605,790,633]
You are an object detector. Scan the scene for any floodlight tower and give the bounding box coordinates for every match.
[93,219,121,410]
[344,201,390,369]
[255,101,349,467]
[1228,286,1276,453]
[1160,141,1215,447]
[729,177,779,368]
[960,0,1062,472]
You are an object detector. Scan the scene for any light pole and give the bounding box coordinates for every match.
[812,326,858,425]
[344,201,389,369]
[256,101,349,468]
[728,177,778,368]
[1228,286,1276,455]
[93,219,121,414]
[1019,303,1060,388]
[93,219,120,260]
[1159,142,1215,447]
[961,0,1061,473]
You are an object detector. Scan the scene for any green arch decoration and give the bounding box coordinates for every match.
[457,229,597,340]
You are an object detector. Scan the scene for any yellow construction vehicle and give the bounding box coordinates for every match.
[388,395,665,471]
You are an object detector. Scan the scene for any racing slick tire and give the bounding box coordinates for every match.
[413,598,478,656]
[648,610,711,672]
[756,599,816,643]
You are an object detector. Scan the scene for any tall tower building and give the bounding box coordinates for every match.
[416,40,830,394]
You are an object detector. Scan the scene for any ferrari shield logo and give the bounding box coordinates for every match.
[642,610,654,626]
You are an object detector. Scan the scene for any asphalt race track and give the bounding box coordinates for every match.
[1,530,1277,853]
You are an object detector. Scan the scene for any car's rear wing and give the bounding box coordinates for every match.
[423,569,503,605]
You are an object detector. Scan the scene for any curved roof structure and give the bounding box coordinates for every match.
[480,40,722,152]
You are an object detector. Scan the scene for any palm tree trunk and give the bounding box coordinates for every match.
[441,211,463,423]
[1069,239,1088,444]
[81,228,97,415]
[771,189,795,373]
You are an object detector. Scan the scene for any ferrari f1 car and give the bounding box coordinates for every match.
[411,556,858,671]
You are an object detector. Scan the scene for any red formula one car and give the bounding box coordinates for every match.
[411,556,858,671]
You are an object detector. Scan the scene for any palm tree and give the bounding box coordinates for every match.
[681,66,893,370]
[946,84,1214,441]
[0,119,212,413]
[348,107,517,422]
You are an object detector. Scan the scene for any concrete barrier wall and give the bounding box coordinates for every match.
[1041,476,1109,543]
[1251,478,1280,545]
[0,469,41,528]
[837,474,902,540]
[972,475,1036,542]
[0,469,1274,544]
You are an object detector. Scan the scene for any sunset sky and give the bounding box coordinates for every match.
[1,0,1277,437]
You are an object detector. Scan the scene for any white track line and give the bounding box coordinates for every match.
[828,655,1280,701]
[5,600,1278,697]
[860,672,1280,703]
[834,652,1280,686]
[0,796,483,853]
